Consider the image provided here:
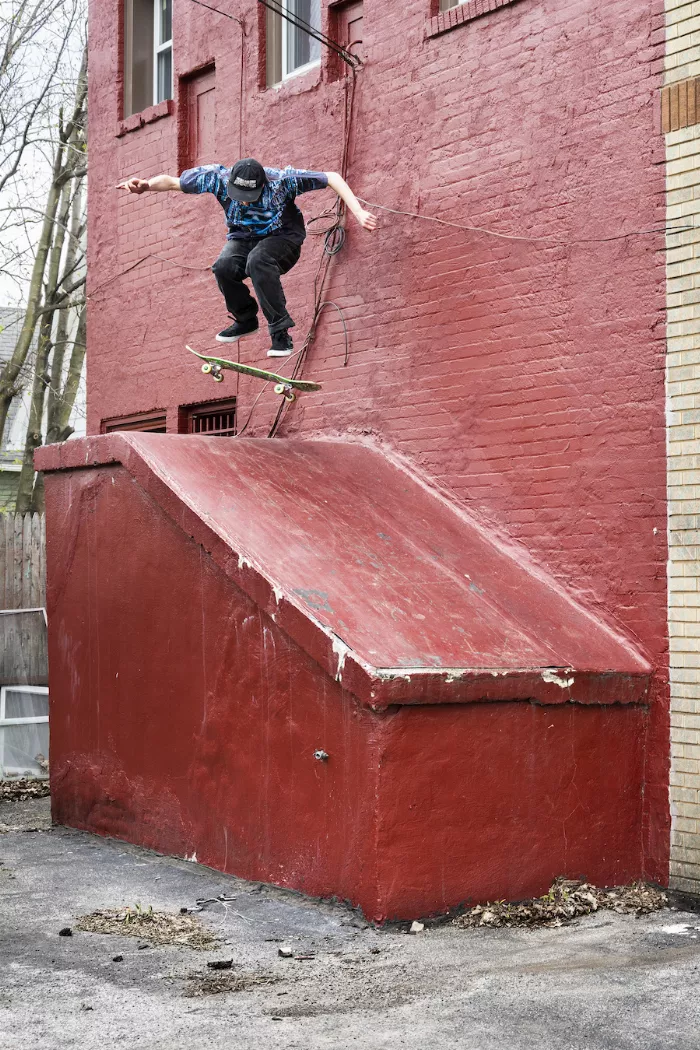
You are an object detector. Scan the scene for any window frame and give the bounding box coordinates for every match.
[153,0,173,106]
[282,0,321,81]
[101,411,168,433]
[179,398,238,437]
[123,0,173,119]
[0,685,49,778]
[429,0,522,36]
[267,0,322,87]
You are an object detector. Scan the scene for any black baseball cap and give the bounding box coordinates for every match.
[227,158,267,203]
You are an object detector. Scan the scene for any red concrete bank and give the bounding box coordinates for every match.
[38,434,652,919]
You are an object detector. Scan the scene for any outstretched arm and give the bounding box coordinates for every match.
[117,174,181,194]
[325,172,377,231]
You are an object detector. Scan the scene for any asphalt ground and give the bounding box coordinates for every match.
[1,797,699,1050]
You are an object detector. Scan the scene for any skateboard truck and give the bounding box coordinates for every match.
[201,362,224,384]
[273,382,297,402]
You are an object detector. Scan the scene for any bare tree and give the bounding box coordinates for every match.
[0,0,85,290]
[9,42,87,514]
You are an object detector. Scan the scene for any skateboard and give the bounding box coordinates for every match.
[186,346,322,402]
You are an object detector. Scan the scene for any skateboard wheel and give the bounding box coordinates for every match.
[202,363,212,374]
[274,383,285,395]
[285,392,296,403]
[214,373,224,383]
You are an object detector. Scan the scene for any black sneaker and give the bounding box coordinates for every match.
[215,317,259,343]
[267,330,294,358]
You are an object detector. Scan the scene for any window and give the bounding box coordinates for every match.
[180,399,237,437]
[267,0,321,87]
[123,0,173,117]
[439,0,465,9]
[102,412,167,433]
[0,686,49,778]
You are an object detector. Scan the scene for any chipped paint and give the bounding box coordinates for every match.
[541,669,575,689]
[293,588,333,614]
[331,635,350,681]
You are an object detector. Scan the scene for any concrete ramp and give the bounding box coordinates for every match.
[38,434,649,708]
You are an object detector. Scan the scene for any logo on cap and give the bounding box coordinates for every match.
[235,177,258,189]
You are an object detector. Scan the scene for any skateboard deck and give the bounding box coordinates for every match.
[186,346,321,402]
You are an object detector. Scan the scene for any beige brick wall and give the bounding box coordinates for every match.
[666,0,700,896]
[666,0,700,84]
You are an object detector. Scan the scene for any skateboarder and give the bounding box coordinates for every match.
[118,159,377,358]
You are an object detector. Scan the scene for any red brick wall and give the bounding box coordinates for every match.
[88,0,670,876]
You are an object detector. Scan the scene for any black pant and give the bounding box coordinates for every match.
[211,236,302,335]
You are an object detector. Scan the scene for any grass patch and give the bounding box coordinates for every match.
[75,906,220,949]
[184,969,281,997]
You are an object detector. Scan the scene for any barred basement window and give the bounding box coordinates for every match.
[267,0,321,87]
[0,686,49,779]
[183,399,237,437]
[102,412,167,433]
[123,0,173,117]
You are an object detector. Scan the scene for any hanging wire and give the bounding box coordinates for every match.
[265,67,359,437]
[186,0,243,24]
[356,199,695,246]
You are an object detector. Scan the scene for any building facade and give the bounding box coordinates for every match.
[41,0,686,909]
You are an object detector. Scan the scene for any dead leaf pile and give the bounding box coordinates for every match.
[454,878,667,930]
[184,969,280,997]
[75,907,219,949]
[0,778,50,802]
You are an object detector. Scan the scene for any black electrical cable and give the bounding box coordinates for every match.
[324,225,345,255]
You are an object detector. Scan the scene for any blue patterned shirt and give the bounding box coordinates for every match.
[179,164,329,244]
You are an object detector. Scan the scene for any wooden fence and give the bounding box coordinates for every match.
[0,513,46,611]
[0,514,47,686]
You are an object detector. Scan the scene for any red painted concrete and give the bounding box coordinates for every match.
[40,440,648,919]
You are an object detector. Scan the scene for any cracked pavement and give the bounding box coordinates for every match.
[1,797,700,1049]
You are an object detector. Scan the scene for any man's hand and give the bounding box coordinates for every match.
[117,175,180,193]
[354,207,377,232]
[325,172,378,232]
[118,178,150,194]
